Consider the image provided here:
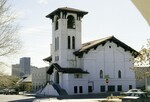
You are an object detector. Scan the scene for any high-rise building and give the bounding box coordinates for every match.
[20,57,31,76]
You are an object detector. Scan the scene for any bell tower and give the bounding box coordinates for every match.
[46,7,88,67]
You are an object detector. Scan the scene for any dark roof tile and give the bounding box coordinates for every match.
[47,63,89,75]
[43,56,52,62]
[74,36,139,58]
[46,7,88,19]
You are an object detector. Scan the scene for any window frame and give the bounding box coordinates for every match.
[67,15,75,29]
[55,17,59,30]
[100,70,103,78]
[118,70,121,78]
[72,36,75,49]
[68,36,71,49]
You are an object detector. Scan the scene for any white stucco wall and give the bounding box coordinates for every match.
[81,42,136,93]
[50,41,136,95]
[61,74,89,95]
[52,14,82,68]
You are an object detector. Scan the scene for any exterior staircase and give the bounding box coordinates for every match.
[52,83,68,95]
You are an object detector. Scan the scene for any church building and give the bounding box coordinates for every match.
[40,7,139,96]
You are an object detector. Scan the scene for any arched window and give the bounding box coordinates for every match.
[55,37,59,50]
[68,36,70,49]
[55,37,56,50]
[55,17,59,30]
[56,37,59,50]
[72,36,75,49]
[67,15,75,29]
[100,70,103,78]
[118,70,121,78]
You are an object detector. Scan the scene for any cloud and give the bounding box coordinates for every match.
[38,0,48,4]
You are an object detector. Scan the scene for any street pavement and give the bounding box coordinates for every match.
[34,92,121,102]
[33,98,121,102]
[0,92,121,102]
[0,95,35,102]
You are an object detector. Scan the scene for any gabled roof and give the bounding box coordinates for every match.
[17,75,32,84]
[46,7,88,19]
[74,36,139,58]
[43,55,52,62]
[47,63,89,75]
[22,74,32,83]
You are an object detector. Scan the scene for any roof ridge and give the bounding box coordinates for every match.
[82,35,113,46]
[83,35,113,43]
[58,7,88,13]
[46,7,88,18]
[74,35,139,58]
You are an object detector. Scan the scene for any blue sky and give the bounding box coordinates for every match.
[5,0,150,74]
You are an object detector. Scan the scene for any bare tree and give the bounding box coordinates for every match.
[131,38,150,90]
[134,38,150,78]
[135,39,150,67]
[0,72,19,88]
[0,0,21,66]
